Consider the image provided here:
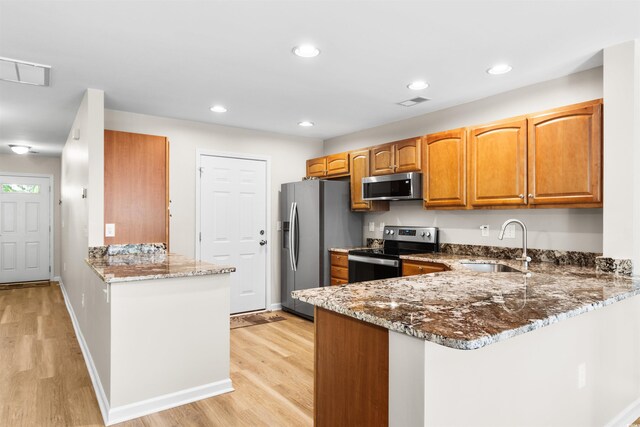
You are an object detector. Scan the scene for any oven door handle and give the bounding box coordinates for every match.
[348,255,399,267]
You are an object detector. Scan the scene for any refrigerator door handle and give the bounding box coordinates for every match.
[291,202,298,271]
[288,202,295,271]
[293,202,299,270]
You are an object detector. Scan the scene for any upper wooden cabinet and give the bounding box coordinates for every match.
[468,118,528,207]
[349,150,389,212]
[371,137,421,176]
[306,152,350,178]
[306,156,327,177]
[423,129,467,208]
[527,100,602,206]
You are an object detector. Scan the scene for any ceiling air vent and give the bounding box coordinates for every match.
[0,57,51,86]
[397,97,430,107]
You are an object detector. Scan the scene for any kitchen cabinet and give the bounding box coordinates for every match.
[527,99,602,206]
[306,152,350,178]
[104,130,170,248]
[330,251,349,285]
[402,260,448,276]
[371,137,422,176]
[423,128,467,208]
[349,150,389,212]
[468,118,528,207]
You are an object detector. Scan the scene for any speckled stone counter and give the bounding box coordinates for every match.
[292,254,640,350]
[86,253,236,283]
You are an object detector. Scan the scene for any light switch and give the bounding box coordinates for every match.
[379,222,385,232]
[504,224,516,239]
[369,222,375,232]
[105,223,116,237]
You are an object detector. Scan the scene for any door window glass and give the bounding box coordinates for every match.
[1,184,40,193]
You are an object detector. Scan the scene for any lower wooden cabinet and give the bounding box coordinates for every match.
[402,260,448,276]
[330,251,349,285]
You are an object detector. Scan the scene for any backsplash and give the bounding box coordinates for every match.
[89,243,167,258]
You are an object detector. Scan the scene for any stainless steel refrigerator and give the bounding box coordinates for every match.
[280,180,363,319]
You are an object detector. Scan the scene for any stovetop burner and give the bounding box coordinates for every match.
[349,226,439,259]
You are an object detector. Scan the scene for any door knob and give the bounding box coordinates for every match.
[260,240,267,246]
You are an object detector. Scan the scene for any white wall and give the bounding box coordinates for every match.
[324,68,604,252]
[61,88,107,383]
[603,40,640,272]
[0,154,62,275]
[103,110,323,306]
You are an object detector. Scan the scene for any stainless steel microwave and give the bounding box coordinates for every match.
[362,172,422,201]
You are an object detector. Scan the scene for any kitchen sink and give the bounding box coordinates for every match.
[460,263,521,273]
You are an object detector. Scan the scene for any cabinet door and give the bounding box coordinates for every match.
[306,157,327,177]
[468,118,527,207]
[395,138,422,173]
[349,150,389,212]
[326,152,350,177]
[423,129,466,208]
[527,100,602,206]
[370,143,396,175]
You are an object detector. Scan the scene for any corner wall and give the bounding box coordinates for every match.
[324,68,604,252]
[103,110,324,307]
[0,154,62,275]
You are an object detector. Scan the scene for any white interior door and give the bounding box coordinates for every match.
[0,175,51,283]
[200,155,267,314]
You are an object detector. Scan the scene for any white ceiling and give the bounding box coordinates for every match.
[1,1,639,156]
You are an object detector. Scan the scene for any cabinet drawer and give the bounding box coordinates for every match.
[402,261,448,276]
[330,252,348,268]
[331,265,348,280]
[331,277,348,286]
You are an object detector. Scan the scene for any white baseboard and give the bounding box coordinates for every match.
[605,396,640,427]
[269,303,282,311]
[52,275,62,283]
[58,279,111,425]
[108,379,233,425]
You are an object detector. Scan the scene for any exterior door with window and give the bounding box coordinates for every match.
[0,176,51,283]
[199,155,267,314]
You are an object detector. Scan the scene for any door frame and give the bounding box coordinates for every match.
[195,150,273,312]
[0,172,54,281]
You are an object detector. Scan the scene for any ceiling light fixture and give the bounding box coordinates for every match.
[293,44,320,58]
[407,80,429,90]
[298,121,314,127]
[9,144,30,155]
[210,105,227,113]
[487,64,513,75]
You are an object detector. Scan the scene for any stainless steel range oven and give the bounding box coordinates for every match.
[348,226,439,283]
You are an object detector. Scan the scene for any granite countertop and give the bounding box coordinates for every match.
[329,247,368,253]
[292,253,640,350]
[86,253,236,283]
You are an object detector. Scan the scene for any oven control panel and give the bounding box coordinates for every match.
[383,226,438,243]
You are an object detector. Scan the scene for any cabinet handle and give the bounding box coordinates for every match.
[528,194,534,198]
[519,194,524,199]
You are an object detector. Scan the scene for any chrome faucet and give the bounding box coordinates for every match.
[498,219,531,270]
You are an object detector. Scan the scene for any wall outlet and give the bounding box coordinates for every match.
[503,224,516,239]
[379,222,385,232]
[369,222,375,232]
[578,363,587,389]
[276,221,282,231]
[105,223,116,237]
[81,293,85,308]
[480,225,489,237]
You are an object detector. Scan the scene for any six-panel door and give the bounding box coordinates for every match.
[468,118,528,207]
[527,100,602,206]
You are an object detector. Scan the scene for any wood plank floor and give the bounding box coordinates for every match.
[0,283,314,426]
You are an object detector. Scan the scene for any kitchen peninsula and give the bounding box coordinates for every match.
[69,243,236,426]
[293,255,640,427]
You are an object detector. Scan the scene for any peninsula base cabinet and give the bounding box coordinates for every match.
[314,298,640,427]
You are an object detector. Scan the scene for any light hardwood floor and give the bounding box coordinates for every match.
[0,283,314,426]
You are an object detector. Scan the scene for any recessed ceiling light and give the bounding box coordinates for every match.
[9,144,30,154]
[407,80,429,90]
[298,121,314,127]
[210,105,227,113]
[487,64,512,75]
[293,44,320,58]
